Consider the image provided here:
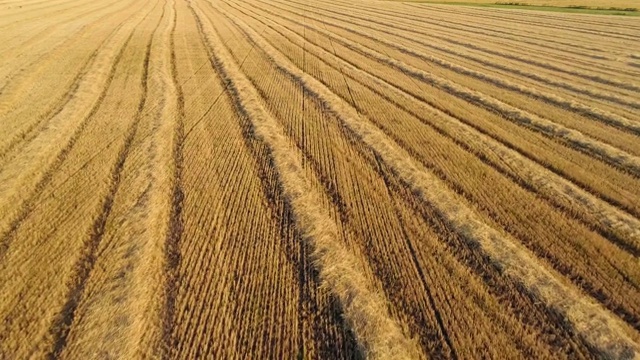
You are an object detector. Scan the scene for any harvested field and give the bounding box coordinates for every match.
[1,0,639,359]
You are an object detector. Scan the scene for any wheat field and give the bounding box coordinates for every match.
[1,0,639,358]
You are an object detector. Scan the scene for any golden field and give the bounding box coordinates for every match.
[0,0,639,358]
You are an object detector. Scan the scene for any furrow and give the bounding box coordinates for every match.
[254,2,640,176]
[0,0,141,88]
[0,0,121,72]
[170,2,310,356]
[228,2,640,329]
[435,3,640,31]
[211,9,459,356]
[327,0,627,58]
[411,4,638,54]
[0,0,89,30]
[189,1,421,358]
[163,0,184,355]
[0,0,152,159]
[45,19,155,358]
[0,1,156,356]
[309,0,640,81]
[207,8,456,357]
[300,3,634,81]
[286,0,640,113]
[3,0,640,358]
[227,0,640,259]
[220,8,640,358]
[413,3,640,41]
[57,1,179,357]
[287,0,640,94]
[229,0,640,220]
[0,0,154,259]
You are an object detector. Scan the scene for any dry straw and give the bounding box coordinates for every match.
[223,7,640,358]
[191,2,421,358]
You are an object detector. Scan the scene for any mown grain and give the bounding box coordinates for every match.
[1,0,639,359]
